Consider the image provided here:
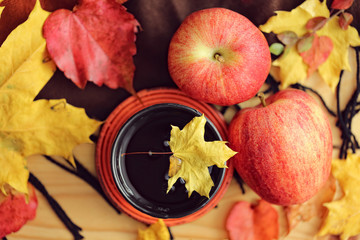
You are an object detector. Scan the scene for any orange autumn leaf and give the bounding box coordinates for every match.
[284,175,336,233]
[226,200,279,240]
[299,33,333,77]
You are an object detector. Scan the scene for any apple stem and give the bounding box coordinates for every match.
[214,53,225,63]
[257,92,267,107]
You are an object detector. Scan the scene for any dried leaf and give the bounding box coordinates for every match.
[226,200,279,240]
[299,34,333,77]
[137,219,170,240]
[318,153,360,240]
[269,43,284,56]
[0,0,101,195]
[168,115,237,198]
[277,31,298,46]
[259,0,360,91]
[306,16,327,31]
[43,0,139,94]
[339,12,353,30]
[331,0,354,10]
[0,184,37,238]
[284,175,336,233]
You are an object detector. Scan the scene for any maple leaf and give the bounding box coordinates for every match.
[318,153,360,240]
[0,184,37,238]
[137,219,170,240]
[43,0,139,95]
[0,0,101,195]
[259,0,360,91]
[225,200,279,240]
[167,115,237,198]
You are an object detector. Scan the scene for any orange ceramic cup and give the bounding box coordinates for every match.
[96,88,233,226]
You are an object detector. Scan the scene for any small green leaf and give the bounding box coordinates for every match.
[297,34,314,53]
[269,43,284,56]
[277,31,298,46]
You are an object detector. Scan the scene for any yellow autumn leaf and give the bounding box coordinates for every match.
[318,153,360,240]
[137,219,169,240]
[0,0,101,195]
[259,0,360,91]
[168,115,237,198]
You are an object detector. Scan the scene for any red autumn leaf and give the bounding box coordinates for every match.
[226,200,279,240]
[306,16,327,32]
[43,0,139,94]
[299,33,333,77]
[0,184,38,238]
[339,12,353,30]
[331,0,354,10]
[0,0,35,46]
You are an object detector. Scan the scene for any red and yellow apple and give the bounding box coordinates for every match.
[228,89,333,205]
[168,8,271,106]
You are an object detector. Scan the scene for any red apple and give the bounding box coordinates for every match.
[168,8,271,106]
[228,89,332,205]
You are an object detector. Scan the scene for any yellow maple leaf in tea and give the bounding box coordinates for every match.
[168,115,237,198]
[259,0,360,91]
[318,153,360,240]
[0,0,101,195]
[137,219,169,240]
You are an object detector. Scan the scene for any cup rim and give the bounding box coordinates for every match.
[111,103,226,219]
